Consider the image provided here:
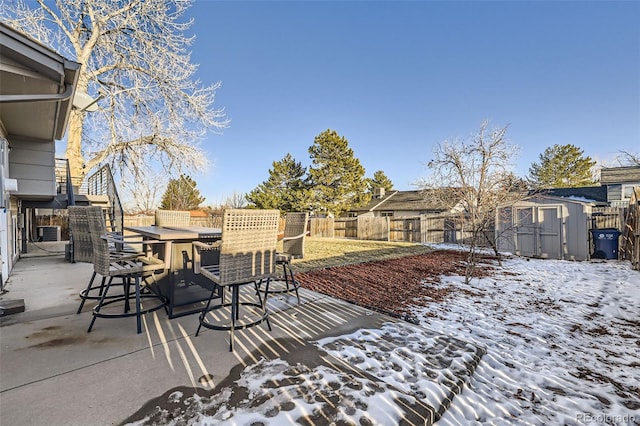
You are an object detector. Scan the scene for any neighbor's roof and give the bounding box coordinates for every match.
[357,189,461,213]
[189,210,209,218]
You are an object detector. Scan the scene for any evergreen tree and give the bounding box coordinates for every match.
[500,172,530,192]
[246,154,311,211]
[529,144,596,188]
[368,170,394,193]
[307,129,370,215]
[160,175,205,210]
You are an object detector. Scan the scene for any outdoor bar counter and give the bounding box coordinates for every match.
[124,225,222,318]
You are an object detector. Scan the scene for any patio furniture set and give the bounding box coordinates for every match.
[68,207,309,351]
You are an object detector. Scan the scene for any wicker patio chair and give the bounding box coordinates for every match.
[155,209,191,227]
[68,206,95,263]
[257,212,308,303]
[193,208,279,351]
[86,207,167,334]
[70,206,142,314]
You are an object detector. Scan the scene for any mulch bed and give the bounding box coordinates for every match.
[295,249,497,320]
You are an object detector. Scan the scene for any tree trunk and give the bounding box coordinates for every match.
[482,228,503,266]
[65,110,86,187]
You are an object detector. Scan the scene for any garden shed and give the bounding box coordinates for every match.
[496,195,606,261]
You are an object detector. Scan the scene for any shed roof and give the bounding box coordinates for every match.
[518,194,607,206]
[528,186,608,203]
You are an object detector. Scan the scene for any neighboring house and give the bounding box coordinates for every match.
[600,166,640,208]
[0,23,80,287]
[527,167,640,208]
[349,188,464,218]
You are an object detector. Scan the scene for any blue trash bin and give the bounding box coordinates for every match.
[590,228,621,260]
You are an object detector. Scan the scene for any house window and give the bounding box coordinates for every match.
[380,211,393,217]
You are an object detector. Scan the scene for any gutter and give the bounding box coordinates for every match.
[0,83,75,103]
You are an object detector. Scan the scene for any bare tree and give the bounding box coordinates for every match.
[419,121,522,283]
[616,150,640,167]
[223,192,247,209]
[1,0,228,184]
[120,169,167,214]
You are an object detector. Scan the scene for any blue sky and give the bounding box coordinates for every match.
[185,0,639,205]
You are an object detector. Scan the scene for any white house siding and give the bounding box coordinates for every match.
[387,210,419,217]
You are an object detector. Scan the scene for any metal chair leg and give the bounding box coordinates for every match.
[87,277,115,332]
[289,265,301,304]
[263,278,272,332]
[123,277,131,313]
[229,285,238,351]
[134,275,142,334]
[281,261,300,304]
[77,272,98,314]
[78,275,126,314]
[196,285,220,337]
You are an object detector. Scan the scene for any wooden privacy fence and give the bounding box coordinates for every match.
[119,204,637,266]
[621,187,640,270]
[420,215,469,244]
[591,206,627,230]
[309,217,334,237]
[324,215,491,245]
[390,216,422,242]
[333,217,356,239]
[358,217,389,241]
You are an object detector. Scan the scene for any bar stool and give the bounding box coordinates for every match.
[69,206,140,314]
[193,209,279,351]
[85,208,167,334]
[257,212,308,304]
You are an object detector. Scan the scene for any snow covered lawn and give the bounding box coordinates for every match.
[125,250,640,425]
[418,252,640,425]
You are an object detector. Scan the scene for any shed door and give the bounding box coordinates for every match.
[538,206,562,259]
[515,207,536,257]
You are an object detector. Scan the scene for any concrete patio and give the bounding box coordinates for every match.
[0,242,485,425]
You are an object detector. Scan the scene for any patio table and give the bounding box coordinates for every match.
[124,225,222,318]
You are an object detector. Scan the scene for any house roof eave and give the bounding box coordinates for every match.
[0,22,81,141]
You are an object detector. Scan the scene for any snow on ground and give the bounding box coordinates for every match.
[418,249,640,425]
[126,251,640,425]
